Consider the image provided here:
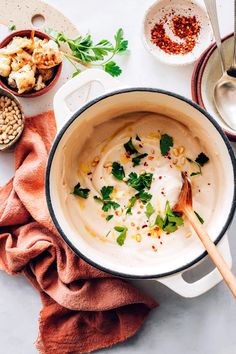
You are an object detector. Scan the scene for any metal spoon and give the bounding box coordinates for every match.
[204,0,236,130]
[173,172,236,298]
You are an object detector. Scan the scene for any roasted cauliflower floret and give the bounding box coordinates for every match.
[0,54,11,77]
[8,64,35,94]
[38,67,54,81]
[32,39,63,69]
[0,36,34,55]
[34,74,46,91]
[11,50,33,71]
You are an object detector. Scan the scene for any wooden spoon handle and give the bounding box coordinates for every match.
[185,207,236,298]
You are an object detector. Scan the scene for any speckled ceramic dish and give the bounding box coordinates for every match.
[191,34,236,141]
[142,0,213,66]
[0,87,25,151]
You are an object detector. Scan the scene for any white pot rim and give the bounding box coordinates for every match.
[46,87,236,279]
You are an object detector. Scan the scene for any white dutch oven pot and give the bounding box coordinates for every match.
[46,69,236,298]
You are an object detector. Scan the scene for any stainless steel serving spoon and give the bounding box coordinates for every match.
[204,0,236,130]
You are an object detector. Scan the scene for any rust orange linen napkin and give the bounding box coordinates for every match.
[0,111,158,354]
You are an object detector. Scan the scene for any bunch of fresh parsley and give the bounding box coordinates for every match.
[45,28,128,77]
[155,201,184,233]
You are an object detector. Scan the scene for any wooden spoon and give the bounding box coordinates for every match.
[173,172,236,297]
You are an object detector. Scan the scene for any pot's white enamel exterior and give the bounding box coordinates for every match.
[48,69,235,298]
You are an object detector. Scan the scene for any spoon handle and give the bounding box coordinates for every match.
[185,206,236,298]
[204,0,226,73]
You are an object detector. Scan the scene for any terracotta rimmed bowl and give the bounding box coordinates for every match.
[0,29,62,98]
[191,33,236,141]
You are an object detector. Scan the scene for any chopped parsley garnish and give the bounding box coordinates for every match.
[155,201,184,233]
[132,153,148,167]
[126,190,152,214]
[127,172,153,191]
[136,135,141,141]
[187,152,209,177]
[145,202,155,219]
[112,162,125,180]
[138,190,152,204]
[94,186,120,212]
[195,152,209,166]
[114,226,128,246]
[194,211,204,224]
[124,138,138,155]
[106,215,113,221]
[160,133,173,156]
[73,182,90,199]
[126,195,137,214]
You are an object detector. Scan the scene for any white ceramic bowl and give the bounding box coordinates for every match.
[192,34,236,141]
[46,69,235,298]
[142,0,213,65]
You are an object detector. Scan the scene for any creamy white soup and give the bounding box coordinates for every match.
[65,112,215,262]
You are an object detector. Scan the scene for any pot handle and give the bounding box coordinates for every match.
[157,234,232,298]
[53,68,122,131]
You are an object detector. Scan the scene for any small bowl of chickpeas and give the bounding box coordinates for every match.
[0,87,24,151]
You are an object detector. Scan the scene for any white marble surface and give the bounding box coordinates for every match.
[0,0,236,353]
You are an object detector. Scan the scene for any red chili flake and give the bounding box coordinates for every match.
[152,245,157,252]
[159,176,162,180]
[87,172,92,175]
[144,162,148,166]
[166,232,170,235]
[131,222,135,227]
[160,241,163,245]
[158,235,161,239]
[150,15,201,55]
[148,156,154,160]
[147,232,151,236]
[208,183,211,186]
[139,144,143,148]
[142,224,148,229]
[198,189,201,193]
[169,165,173,168]
[115,211,119,216]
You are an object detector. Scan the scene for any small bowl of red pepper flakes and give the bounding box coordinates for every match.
[142,0,213,66]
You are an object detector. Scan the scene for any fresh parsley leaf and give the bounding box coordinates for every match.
[163,223,178,233]
[194,211,204,224]
[94,186,120,212]
[156,201,184,233]
[101,186,113,199]
[73,182,90,199]
[114,28,128,53]
[136,135,141,141]
[45,27,128,78]
[187,153,209,177]
[195,152,209,167]
[190,172,201,177]
[132,153,148,167]
[155,215,164,229]
[124,138,138,155]
[138,190,152,204]
[127,172,153,191]
[112,162,125,180]
[8,23,16,31]
[145,203,155,219]
[106,215,113,221]
[160,134,173,156]
[104,61,122,77]
[126,196,137,214]
[114,225,128,246]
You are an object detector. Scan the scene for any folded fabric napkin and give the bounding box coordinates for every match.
[0,111,157,354]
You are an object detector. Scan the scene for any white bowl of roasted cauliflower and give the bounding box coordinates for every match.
[0,30,63,97]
